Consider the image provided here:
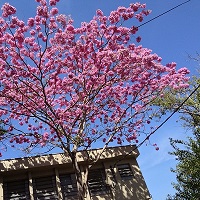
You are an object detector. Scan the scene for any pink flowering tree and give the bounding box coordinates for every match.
[0,0,189,199]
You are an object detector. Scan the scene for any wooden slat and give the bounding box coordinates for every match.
[33,176,58,200]
[88,169,110,196]
[59,174,78,199]
[117,164,134,179]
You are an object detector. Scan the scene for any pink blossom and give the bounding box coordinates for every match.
[135,14,143,22]
[38,32,43,38]
[96,9,104,16]
[109,11,120,23]
[50,8,58,15]
[49,0,60,6]
[30,30,36,36]
[37,6,48,17]
[27,18,35,27]
[1,3,16,18]
[11,16,18,24]
[130,3,140,12]
[39,0,47,6]
[155,147,159,151]
[117,6,126,13]
[66,25,74,32]
[136,36,141,43]
[40,142,46,147]
[56,14,67,28]
[43,132,49,141]
[142,9,152,16]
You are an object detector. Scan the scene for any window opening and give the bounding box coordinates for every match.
[117,164,134,180]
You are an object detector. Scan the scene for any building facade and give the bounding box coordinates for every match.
[0,145,151,200]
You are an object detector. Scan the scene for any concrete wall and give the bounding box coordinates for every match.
[0,145,151,200]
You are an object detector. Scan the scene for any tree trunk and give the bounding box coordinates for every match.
[71,151,88,200]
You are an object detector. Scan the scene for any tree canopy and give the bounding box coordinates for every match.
[156,76,200,200]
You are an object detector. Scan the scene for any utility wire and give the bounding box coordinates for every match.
[113,83,200,167]
[93,0,193,169]
[138,0,192,28]
[111,0,193,167]
[91,1,192,168]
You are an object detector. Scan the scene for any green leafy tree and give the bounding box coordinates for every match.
[154,76,200,126]
[155,76,200,199]
[167,131,200,200]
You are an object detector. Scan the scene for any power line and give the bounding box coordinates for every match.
[138,0,192,28]
[113,83,200,167]
[100,0,191,50]
[103,0,193,167]
[110,0,193,168]
[94,0,194,169]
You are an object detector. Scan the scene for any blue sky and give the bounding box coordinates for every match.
[0,0,199,199]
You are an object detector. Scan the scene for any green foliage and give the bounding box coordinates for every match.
[0,122,7,136]
[157,76,200,199]
[167,131,200,200]
[153,76,200,127]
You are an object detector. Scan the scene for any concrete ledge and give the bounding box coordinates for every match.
[0,145,139,172]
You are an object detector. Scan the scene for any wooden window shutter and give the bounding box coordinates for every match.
[3,179,30,200]
[117,164,134,180]
[59,173,78,199]
[33,176,58,199]
[88,169,110,196]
